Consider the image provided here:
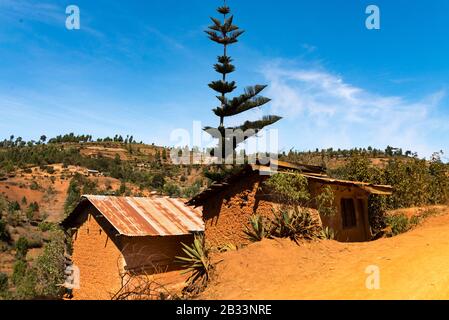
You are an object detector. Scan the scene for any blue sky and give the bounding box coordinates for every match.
[0,0,448,159]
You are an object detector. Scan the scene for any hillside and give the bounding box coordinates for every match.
[0,139,207,202]
[0,164,153,223]
[0,139,206,297]
[200,206,449,300]
[1,136,448,300]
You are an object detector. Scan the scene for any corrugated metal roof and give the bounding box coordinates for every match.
[80,196,204,237]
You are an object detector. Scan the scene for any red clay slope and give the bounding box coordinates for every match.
[200,207,449,300]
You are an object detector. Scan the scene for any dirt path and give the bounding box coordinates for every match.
[200,209,449,300]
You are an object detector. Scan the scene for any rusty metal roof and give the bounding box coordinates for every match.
[70,196,204,237]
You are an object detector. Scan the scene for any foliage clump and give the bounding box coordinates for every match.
[270,208,322,243]
[316,186,337,217]
[331,153,449,210]
[243,215,270,242]
[0,273,9,298]
[176,234,212,295]
[11,230,66,300]
[264,172,310,206]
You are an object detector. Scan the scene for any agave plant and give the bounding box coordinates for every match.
[320,226,337,240]
[243,215,270,242]
[271,208,321,243]
[217,243,238,253]
[176,234,211,289]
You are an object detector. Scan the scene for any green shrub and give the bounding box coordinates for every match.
[163,183,181,197]
[2,161,14,173]
[33,230,66,298]
[383,159,431,208]
[332,155,449,210]
[64,175,82,215]
[38,221,56,232]
[265,172,310,205]
[117,181,126,196]
[368,195,388,237]
[243,215,270,242]
[30,181,39,190]
[11,230,66,299]
[25,205,37,221]
[8,201,21,213]
[28,202,39,213]
[0,197,6,214]
[12,260,28,285]
[383,208,442,238]
[15,237,29,260]
[428,157,449,204]
[6,210,22,227]
[203,165,246,183]
[330,155,383,184]
[316,186,337,217]
[44,166,55,175]
[150,173,165,189]
[14,267,37,300]
[385,214,410,236]
[0,219,9,241]
[0,273,8,293]
[183,182,202,198]
[409,215,422,227]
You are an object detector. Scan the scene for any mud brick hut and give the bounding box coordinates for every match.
[187,161,392,246]
[62,195,204,299]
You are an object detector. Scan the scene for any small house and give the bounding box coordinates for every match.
[187,161,392,246]
[62,195,204,300]
[86,169,101,177]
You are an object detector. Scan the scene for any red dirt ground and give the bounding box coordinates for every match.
[200,206,449,300]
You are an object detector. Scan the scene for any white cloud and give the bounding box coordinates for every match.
[261,61,449,158]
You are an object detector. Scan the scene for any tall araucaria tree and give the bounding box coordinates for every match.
[204,0,282,163]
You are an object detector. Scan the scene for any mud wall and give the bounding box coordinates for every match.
[202,174,277,247]
[71,211,124,300]
[120,235,194,274]
[309,182,371,242]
